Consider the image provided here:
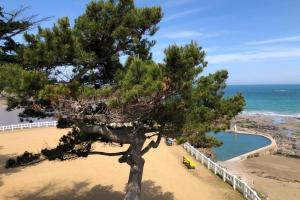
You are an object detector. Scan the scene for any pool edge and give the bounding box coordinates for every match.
[219,129,277,163]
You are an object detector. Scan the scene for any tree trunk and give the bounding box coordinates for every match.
[124,155,145,200]
[124,137,146,200]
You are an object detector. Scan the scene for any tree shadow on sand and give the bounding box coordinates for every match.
[0,146,23,188]
[0,146,21,174]
[7,180,174,200]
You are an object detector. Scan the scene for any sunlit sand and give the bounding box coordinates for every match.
[0,128,243,200]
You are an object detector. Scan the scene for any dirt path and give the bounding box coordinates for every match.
[0,128,243,200]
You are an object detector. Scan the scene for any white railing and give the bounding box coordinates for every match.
[0,121,57,132]
[183,142,261,200]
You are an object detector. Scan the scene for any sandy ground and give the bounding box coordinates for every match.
[0,99,6,108]
[222,155,300,200]
[0,127,243,200]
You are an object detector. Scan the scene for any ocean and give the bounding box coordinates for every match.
[226,84,300,117]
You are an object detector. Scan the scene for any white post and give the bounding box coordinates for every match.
[243,183,247,198]
[207,159,210,170]
[214,164,217,174]
[201,154,204,164]
[223,169,226,182]
[233,176,236,190]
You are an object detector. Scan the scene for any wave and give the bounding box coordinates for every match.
[241,110,300,118]
[273,89,289,92]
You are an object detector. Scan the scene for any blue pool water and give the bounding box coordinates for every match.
[208,132,271,161]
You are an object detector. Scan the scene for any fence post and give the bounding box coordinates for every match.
[243,183,248,198]
[214,164,217,174]
[201,154,204,164]
[233,176,236,190]
[207,158,210,170]
[223,169,226,182]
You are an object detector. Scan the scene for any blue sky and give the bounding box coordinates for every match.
[2,0,300,84]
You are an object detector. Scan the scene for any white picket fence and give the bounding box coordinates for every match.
[183,142,261,200]
[0,121,57,132]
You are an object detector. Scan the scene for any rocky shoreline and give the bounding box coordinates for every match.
[232,113,300,158]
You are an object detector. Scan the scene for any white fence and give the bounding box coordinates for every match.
[183,142,261,200]
[0,121,57,132]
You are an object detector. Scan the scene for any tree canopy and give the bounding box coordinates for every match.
[1,1,245,200]
[0,6,48,64]
[21,0,162,84]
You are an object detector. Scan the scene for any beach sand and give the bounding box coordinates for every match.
[222,155,300,200]
[0,98,6,108]
[0,127,243,200]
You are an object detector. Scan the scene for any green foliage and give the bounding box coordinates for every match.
[0,7,31,63]
[38,84,71,103]
[21,0,162,84]
[22,17,79,70]
[163,41,207,97]
[115,57,163,104]
[155,42,244,147]
[152,42,209,134]
[0,63,48,99]
[188,134,223,148]
[0,63,22,92]
[79,85,113,99]
[184,70,245,134]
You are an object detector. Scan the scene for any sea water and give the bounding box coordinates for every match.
[226,84,300,116]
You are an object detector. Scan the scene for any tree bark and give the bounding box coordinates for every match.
[124,154,145,200]
[124,138,145,200]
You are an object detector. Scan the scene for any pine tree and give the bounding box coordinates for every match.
[3,1,245,199]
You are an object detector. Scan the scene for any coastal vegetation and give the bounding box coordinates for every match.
[0,1,244,199]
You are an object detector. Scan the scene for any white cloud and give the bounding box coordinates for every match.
[207,48,300,64]
[162,30,218,39]
[164,8,205,22]
[162,0,194,8]
[163,31,201,38]
[245,35,300,45]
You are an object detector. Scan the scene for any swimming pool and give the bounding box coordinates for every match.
[207,131,272,161]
